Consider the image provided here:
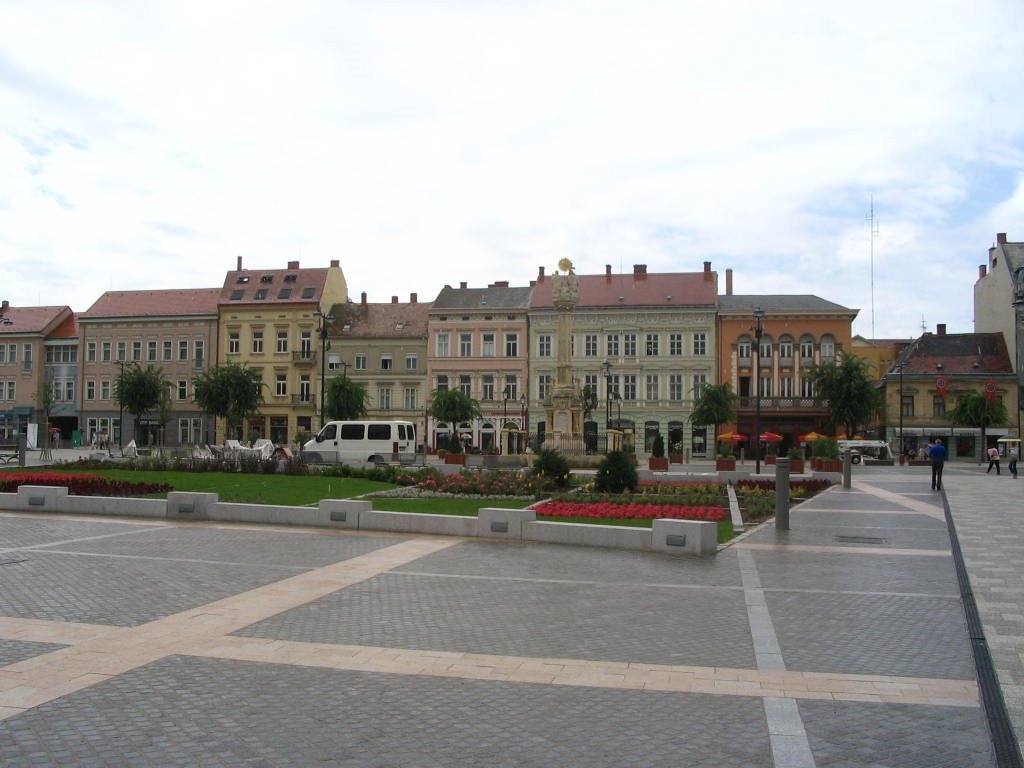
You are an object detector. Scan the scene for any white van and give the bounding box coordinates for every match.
[837,439,892,464]
[302,420,416,464]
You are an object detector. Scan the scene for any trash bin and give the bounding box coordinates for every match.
[72,429,82,447]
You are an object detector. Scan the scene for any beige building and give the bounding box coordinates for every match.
[216,257,348,443]
[0,302,75,443]
[78,289,220,447]
[331,292,430,445]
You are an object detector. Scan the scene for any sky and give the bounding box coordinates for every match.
[2,0,1024,340]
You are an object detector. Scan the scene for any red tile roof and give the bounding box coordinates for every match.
[530,270,718,309]
[0,305,72,335]
[50,313,79,339]
[220,268,328,306]
[82,289,221,319]
[335,301,431,338]
[897,332,1013,376]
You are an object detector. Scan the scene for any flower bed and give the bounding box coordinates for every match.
[532,500,726,522]
[0,472,172,497]
[395,469,547,498]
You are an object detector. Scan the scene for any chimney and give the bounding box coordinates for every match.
[725,268,733,296]
[287,260,299,270]
[391,295,398,304]
[997,233,1007,245]
[538,266,545,280]
[489,280,509,288]
[460,281,468,289]
[410,292,417,304]
[361,291,367,305]
[236,255,243,271]
[330,259,340,268]
[633,264,647,280]
[979,264,987,279]
[937,323,946,335]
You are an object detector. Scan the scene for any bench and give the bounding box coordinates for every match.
[0,442,19,464]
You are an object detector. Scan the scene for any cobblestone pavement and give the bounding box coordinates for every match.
[0,461,1016,766]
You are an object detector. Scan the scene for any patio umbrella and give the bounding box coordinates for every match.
[717,432,748,442]
[798,431,826,442]
[759,431,783,443]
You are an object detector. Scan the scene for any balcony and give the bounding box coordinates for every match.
[290,394,314,408]
[292,350,317,366]
[737,396,825,412]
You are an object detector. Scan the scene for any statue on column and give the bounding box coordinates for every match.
[543,259,585,453]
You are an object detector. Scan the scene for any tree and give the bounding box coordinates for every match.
[949,390,1009,461]
[429,389,481,454]
[35,382,55,460]
[805,355,880,439]
[691,383,737,445]
[116,365,168,445]
[193,362,264,441]
[325,376,368,421]
[580,384,599,422]
[155,389,174,448]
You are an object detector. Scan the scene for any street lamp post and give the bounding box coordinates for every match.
[502,386,512,454]
[752,307,766,475]
[313,311,335,429]
[520,393,528,453]
[896,360,905,461]
[601,359,612,431]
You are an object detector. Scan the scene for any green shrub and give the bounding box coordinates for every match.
[594,450,639,493]
[651,433,665,458]
[533,448,571,489]
[811,437,839,459]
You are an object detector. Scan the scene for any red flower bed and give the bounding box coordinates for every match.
[0,472,171,497]
[532,500,726,521]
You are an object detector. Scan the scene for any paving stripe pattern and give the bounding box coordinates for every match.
[0,470,1006,766]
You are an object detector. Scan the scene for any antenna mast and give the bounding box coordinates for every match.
[866,195,879,338]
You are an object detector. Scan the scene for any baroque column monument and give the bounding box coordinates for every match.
[543,258,585,454]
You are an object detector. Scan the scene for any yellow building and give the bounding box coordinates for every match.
[216,257,348,444]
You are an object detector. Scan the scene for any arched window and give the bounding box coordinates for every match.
[737,335,753,362]
[799,335,815,360]
[778,335,794,362]
[820,335,836,362]
[758,334,774,361]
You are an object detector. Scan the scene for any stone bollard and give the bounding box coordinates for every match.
[17,434,26,467]
[775,457,790,530]
[842,450,852,489]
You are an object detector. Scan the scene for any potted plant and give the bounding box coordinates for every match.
[482,445,500,467]
[785,446,804,474]
[443,435,466,466]
[715,447,736,471]
[648,434,669,471]
[810,437,841,472]
[668,440,684,464]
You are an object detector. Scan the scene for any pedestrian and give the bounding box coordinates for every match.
[986,445,1001,475]
[929,438,947,491]
[1010,444,1019,479]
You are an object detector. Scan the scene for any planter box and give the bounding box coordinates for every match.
[482,454,500,468]
[812,458,842,472]
[715,458,736,471]
[765,456,776,465]
[648,457,669,471]
[443,454,466,466]
[669,454,683,464]
[787,459,804,474]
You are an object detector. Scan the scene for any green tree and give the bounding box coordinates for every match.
[806,355,880,439]
[691,383,737,445]
[949,390,1009,461]
[594,450,639,493]
[35,381,55,460]
[325,376,368,421]
[580,384,599,422]
[194,362,264,440]
[155,389,174,447]
[429,389,481,454]
[116,365,168,444]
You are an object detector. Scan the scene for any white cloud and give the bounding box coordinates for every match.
[1,0,1023,338]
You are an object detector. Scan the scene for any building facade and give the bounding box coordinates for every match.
[529,263,718,457]
[78,288,220,447]
[216,257,349,443]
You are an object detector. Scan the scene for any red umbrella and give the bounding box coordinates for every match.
[717,432,748,442]
[759,431,783,443]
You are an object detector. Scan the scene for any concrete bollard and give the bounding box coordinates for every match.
[18,434,26,467]
[842,450,852,489]
[775,457,790,530]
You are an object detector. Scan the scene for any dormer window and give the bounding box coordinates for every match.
[301,287,315,299]
[254,288,268,300]
[284,274,298,283]
[277,288,292,300]
[230,289,244,300]
[260,275,274,283]
[236,276,250,284]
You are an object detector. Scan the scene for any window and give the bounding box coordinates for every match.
[645,374,659,401]
[101,380,111,400]
[504,375,517,400]
[459,375,471,396]
[301,287,315,299]
[86,380,95,400]
[622,374,637,400]
[584,373,598,395]
[380,354,393,370]
[585,334,598,357]
[759,338,772,359]
[132,341,142,361]
[623,333,637,357]
[300,331,312,355]
[251,332,263,354]
[801,377,815,398]
[901,395,914,417]
[4,381,13,400]
[148,341,157,361]
[437,332,450,357]
[102,342,111,362]
[820,337,836,360]
[177,380,188,400]
[6,343,15,363]
[194,340,204,368]
[367,424,390,440]
[299,375,311,403]
[354,354,367,370]
[933,395,945,417]
[228,332,240,354]
[759,375,772,397]
[459,333,472,357]
[404,387,418,410]
[378,387,391,410]
[538,374,553,400]
[436,375,449,392]
[645,334,659,356]
[275,373,288,397]
[405,354,417,370]
[21,344,31,369]
[669,374,684,401]
[45,345,78,363]
[482,375,494,400]
[738,340,751,359]
[669,333,683,356]
[505,333,518,357]
[254,288,268,300]
[693,332,707,356]
[800,339,814,359]
[276,331,288,353]
[538,334,552,357]
[340,423,364,440]
[779,338,794,360]
[606,334,619,357]
[163,340,173,361]
[277,288,291,300]
[779,377,793,397]
[482,333,495,357]
[692,374,707,398]
[179,340,189,360]
[87,342,96,362]
[116,341,126,362]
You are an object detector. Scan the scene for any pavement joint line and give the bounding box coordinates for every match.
[11,547,312,572]
[0,525,164,556]
[851,480,947,520]
[734,542,952,557]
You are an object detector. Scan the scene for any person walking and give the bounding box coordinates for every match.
[930,438,947,491]
[1010,444,1019,479]
[986,445,1001,475]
